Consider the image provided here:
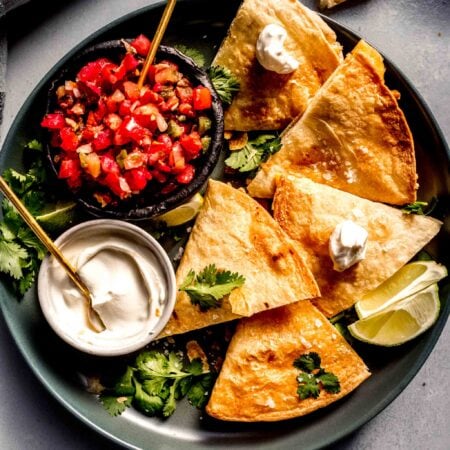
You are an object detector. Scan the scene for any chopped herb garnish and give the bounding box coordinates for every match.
[98,349,214,418]
[293,352,340,400]
[0,140,77,296]
[208,65,240,106]
[179,264,245,311]
[225,133,282,173]
[401,198,437,215]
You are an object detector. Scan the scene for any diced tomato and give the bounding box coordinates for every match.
[175,86,193,104]
[100,153,120,175]
[92,129,112,151]
[123,81,140,101]
[133,103,159,130]
[41,113,66,129]
[180,131,203,159]
[151,170,168,184]
[176,164,195,184]
[113,53,140,82]
[192,86,212,110]
[140,86,162,104]
[101,62,119,85]
[130,34,151,57]
[59,157,81,179]
[122,116,149,143]
[124,167,150,191]
[168,142,185,171]
[154,62,180,84]
[94,98,108,122]
[77,58,111,83]
[178,102,194,117]
[59,127,79,152]
[103,172,131,199]
[118,99,133,116]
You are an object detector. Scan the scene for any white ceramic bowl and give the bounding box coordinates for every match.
[38,219,176,356]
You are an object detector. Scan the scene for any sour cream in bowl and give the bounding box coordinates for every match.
[38,219,176,356]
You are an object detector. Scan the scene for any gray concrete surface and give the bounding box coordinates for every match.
[0,0,449,449]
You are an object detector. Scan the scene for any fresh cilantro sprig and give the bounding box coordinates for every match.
[208,65,240,106]
[225,133,282,174]
[99,349,214,418]
[293,352,340,400]
[0,140,76,296]
[401,198,437,215]
[179,264,245,311]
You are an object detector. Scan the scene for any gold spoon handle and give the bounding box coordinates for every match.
[137,0,177,90]
[0,176,91,300]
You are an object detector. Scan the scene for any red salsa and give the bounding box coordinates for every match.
[41,35,213,207]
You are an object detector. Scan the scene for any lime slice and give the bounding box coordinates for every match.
[355,261,447,319]
[36,201,77,232]
[156,193,204,227]
[348,283,440,346]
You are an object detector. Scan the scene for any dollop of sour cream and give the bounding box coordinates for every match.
[256,24,299,74]
[329,220,368,272]
[46,229,167,351]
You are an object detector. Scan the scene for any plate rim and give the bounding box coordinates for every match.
[0,1,449,449]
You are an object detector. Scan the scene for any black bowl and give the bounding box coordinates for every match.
[45,40,224,221]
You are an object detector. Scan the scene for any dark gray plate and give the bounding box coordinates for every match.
[0,1,448,449]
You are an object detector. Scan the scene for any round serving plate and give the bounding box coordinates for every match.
[0,1,448,449]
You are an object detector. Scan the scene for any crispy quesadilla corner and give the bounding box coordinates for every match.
[159,179,320,338]
[272,175,442,317]
[212,0,343,131]
[206,300,370,421]
[247,40,417,206]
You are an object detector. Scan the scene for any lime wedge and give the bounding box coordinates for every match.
[355,261,447,319]
[156,193,204,227]
[36,201,77,232]
[348,284,440,346]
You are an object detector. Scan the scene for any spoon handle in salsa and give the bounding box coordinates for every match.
[137,0,177,89]
[0,176,92,304]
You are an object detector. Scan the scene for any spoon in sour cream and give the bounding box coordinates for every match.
[0,176,105,332]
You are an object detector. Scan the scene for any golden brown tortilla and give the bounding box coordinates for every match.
[272,175,442,318]
[212,0,343,131]
[206,300,370,421]
[159,179,320,338]
[248,40,417,205]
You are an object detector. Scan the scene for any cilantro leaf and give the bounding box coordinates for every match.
[294,352,341,400]
[133,380,165,416]
[187,373,215,408]
[296,373,320,400]
[179,264,245,311]
[208,65,240,106]
[0,240,28,279]
[17,228,47,260]
[225,134,281,173]
[293,352,321,373]
[162,382,178,417]
[316,370,341,394]
[112,366,136,396]
[98,348,213,418]
[99,394,132,417]
[16,269,36,296]
[26,139,43,151]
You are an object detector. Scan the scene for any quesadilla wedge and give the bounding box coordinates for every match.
[273,175,442,318]
[206,300,370,421]
[212,0,343,131]
[159,179,320,338]
[248,40,417,205]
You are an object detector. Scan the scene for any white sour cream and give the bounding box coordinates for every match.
[329,220,368,272]
[42,223,172,355]
[255,24,299,74]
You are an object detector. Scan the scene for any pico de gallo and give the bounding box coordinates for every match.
[41,34,214,207]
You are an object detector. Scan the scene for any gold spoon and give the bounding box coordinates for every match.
[0,176,105,332]
[137,0,177,90]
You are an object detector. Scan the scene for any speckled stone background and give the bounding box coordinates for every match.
[0,1,448,449]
